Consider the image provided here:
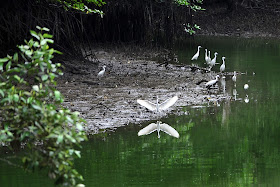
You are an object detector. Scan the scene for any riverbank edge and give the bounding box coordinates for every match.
[57,46,230,134]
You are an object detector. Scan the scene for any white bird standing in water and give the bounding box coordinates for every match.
[233,89,237,101]
[244,84,249,90]
[138,121,179,138]
[232,71,237,82]
[209,52,218,70]
[207,50,211,65]
[232,71,237,87]
[137,95,178,113]
[244,94,249,103]
[191,46,202,60]
[205,75,220,89]
[220,57,226,73]
[97,65,106,78]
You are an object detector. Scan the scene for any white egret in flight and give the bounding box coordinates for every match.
[97,65,106,77]
[220,57,226,73]
[138,121,179,138]
[191,46,202,60]
[205,75,220,89]
[137,95,178,113]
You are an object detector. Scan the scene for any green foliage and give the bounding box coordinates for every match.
[175,0,204,11]
[183,23,201,35]
[54,0,106,17]
[175,0,204,36]
[0,26,87,186]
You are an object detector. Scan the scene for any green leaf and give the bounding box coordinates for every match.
[54,90,61,100]
[6,61,11,70]
[0,62,3,71]
[31,104,42,111]
[36,26,42,30]
[32,85,39,92]
[43,33,53,38]
[41,75,48,81]
[74,151,81,158]
[13,53,18,62]
[13,94,19,102]
[57,134,64,144]
[30,30,40,40]
[13,75,21,82]
[76,123,83,131]
[42,27,50,32]
[0,57,9,63]
[25,50,32,56]
[0,89,4,97]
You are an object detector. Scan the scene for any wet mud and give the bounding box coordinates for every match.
[57,47,229,134]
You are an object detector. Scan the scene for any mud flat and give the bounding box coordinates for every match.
[57,47,228,134]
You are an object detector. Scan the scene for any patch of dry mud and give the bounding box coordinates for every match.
[57,48,229,134]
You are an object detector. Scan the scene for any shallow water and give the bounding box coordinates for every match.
[1,36,280,186]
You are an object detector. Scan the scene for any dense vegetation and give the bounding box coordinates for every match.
[0,26,88,186]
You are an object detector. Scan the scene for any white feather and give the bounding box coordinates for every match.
[160,123,179,138]
[159,96,178,110]
[138,123,157,136]
[137,96,178,112]
[138,121,179,138]
[137,100,157,111]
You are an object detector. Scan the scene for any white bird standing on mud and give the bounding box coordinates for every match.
[137,95,178,113]
[205,75,220,89]
[97,65,106,78]
[191,46,202,60]
[220,57,226,73]
[209,52,218,70]
[244,84,249,90]
[138,121,179,138]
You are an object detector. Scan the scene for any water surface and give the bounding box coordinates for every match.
[1,36,280,186]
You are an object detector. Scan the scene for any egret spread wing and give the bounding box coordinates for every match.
[138,123,158,136]
[159,123,179,138]
[159,96,178,110]
[137,99,157,111]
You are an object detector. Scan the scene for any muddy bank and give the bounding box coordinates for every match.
[57,47,229,134]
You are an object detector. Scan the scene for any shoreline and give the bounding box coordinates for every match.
[57,47,230,134]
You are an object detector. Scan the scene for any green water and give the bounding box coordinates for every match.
[1,37,280,186]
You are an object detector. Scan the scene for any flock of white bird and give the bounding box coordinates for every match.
[96,45,251,138]
[191,45,250,91]
[191,45,226,73]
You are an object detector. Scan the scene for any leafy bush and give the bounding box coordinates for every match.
[0,26,87,186]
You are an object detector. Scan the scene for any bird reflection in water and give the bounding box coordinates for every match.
[138,121,179,138]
